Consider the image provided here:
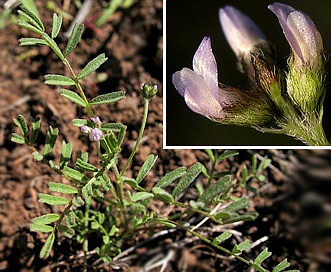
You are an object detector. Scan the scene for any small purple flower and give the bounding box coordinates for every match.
[268,2,323,66]
[172,37,274,125]
[81,125,91,134]
[219,6,270,60]
[91,117,102,125]
[89,128,103,142]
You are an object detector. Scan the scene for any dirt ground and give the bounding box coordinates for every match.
[0,1,330,271]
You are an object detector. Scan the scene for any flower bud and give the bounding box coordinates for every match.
[91,117,102,125]
[219,6,272,67]
[81,125,91,134]
[140,83,158,100]
[268,2,323,67]
[89,128,103,142]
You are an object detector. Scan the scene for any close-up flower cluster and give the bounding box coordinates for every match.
[169,2,330,146]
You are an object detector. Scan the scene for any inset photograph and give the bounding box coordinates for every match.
[166,0,331,147]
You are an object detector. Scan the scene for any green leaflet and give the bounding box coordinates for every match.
[49,182,78,194]
[11,133,25,144]
[38,193,69,205]
[223,212,258,224]
[18,5,44,32]
[20,0,39,16]
[222,197,249,213]
[63,166,86,181]
[172,163,202,198]
[32,213,60,225]
[136,154,158,184]
[60,141,72,169]
[51,13,62,39]
[76,158,98,172]
[272,259,291,272]
[57,225,75,238]
[30,223,54,233]
[14,114,28,138]
[198,175,232,204]
[40,232,55,259]
[101,123,126,133]
[64,23,84,56]
[217,150,239,161]
[30,117,41,144]
[155,167,187,188]
[152,187,174,203]
[231,239,252,255]
[41,33,65,62]
[254,248,272,266]
[131,192,154,202]
[77,53,108,80]
[60,89,86,107]
[44,74,75,86]
[212,231,232,245]
[42,126,59,157]
[19,37,47,46]
[89,91,126,105]
[17,20,43,35]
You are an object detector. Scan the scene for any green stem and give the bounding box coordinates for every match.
[120,98,149,177]
[207,150,218,187]
[169,220,252,266]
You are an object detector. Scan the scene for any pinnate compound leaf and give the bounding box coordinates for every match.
[272,259,291,272]
[77,53,108,80]
[60,141,72,169]
[155,167,187,188]
[222,197,250,213]
[152,187,174,203]
[213,231,232,245]
[198,175,232,204]
[14,115,28,138]
[40,232,55,259]
[38,193,69,205]
[136,154,158,184]
[30,117,41,144]
[60,89,86,107]
[44,74,75,86]
[30,223,54,233]
[64,23,84,56]
[89,91,125,105]
[172,163,202,198]
[51,13,62,39]
[232,239,252,255]
[18,6,44,32]
[11,133,25,144]
[49,182,78,194]
[131,192,154,202]
[19,37,47,46]
[254,247,272,265]
[42,126,59,156]
[32,213,60,225]
[217,150,239,161]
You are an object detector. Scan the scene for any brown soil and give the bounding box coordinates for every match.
[0,1,330,272]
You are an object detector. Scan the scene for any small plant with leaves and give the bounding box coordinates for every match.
[12,6,299,271]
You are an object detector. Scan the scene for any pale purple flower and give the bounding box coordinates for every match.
[89,128,103,142]
[91,117,102,125]
[81,125,91,134]
[173,37,229,119]
[172,37,274,125]
[268,2,323,66]
[219,6,270,60]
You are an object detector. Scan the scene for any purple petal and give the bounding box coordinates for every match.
[89,128,103,142]
[192,37,219,100]
[219,6,267,58]
[172,68,222,118]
